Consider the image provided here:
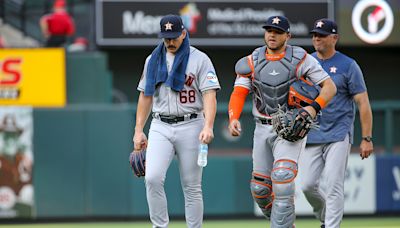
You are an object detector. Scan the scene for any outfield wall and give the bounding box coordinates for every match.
[31,105,400,219]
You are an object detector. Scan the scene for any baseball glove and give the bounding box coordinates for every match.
[129,149,146,177]
[271,106,318,142]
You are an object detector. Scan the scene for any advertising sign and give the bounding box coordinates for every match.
[0,107,33,218]
[337,0,400,45]
[0,49,66,107]
[376,155,400,211]
[96,0,333,46]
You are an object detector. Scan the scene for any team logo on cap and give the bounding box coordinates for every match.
[316,21,324,28]
[272,17,281,24]
[164,22,173,31]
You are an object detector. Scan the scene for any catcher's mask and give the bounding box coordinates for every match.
[288,78,319,109]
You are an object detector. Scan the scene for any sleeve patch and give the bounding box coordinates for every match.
[206,71,218,85]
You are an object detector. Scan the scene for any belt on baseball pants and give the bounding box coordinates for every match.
[256,118,273,125]
[154,113,198,124]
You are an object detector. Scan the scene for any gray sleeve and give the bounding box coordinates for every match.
[232,53,254,89]
[298,54,330,85]
[137,55,151,92]
[198,53,221,92]
[234,76,252,89]
[235,56,253,77]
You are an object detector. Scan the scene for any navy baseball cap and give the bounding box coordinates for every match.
[262,15,290,33]
[159,14,184,39]
[310,19,338,35]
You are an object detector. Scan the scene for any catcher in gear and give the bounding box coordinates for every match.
[129,149,146,177]
[228,15,336,228]
[272,79,320,142]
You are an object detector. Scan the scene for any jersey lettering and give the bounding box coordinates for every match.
[185,74,195,86]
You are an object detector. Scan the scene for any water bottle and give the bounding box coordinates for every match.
[197,143,208,167]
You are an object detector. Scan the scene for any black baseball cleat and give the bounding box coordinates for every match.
[320,225,325,228]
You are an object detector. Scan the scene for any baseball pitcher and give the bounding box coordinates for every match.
[228,15,337,228]
[132,15,220,228]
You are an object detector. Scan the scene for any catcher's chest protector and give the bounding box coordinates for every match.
[252,45,306,115]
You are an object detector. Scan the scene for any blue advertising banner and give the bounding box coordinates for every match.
[376,155,400,212]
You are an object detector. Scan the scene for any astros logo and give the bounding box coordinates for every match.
[164,22,173,31]
[351,0,394,44]
[271,17,281,25]
[180,3,201,34]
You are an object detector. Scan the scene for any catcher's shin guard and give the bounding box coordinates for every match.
[271,159,298,228]
[250,172,274,218]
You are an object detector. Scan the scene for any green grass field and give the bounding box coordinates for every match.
[1,217,400,228]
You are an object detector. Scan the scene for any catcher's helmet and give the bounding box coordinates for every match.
[129,149,146,177]
[288,78,319,109]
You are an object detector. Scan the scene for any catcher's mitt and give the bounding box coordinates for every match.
[271,107,318,142]
[129,149,146,177]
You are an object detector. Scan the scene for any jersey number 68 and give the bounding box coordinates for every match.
[179,90,196,103]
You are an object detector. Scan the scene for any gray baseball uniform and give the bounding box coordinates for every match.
[300,51,367,228]
[233,45,329,228]
[300,135,351,227]
[138,46,220,228]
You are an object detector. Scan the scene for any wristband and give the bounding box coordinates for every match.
[310,101,321,113]
[315,96,327,109]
